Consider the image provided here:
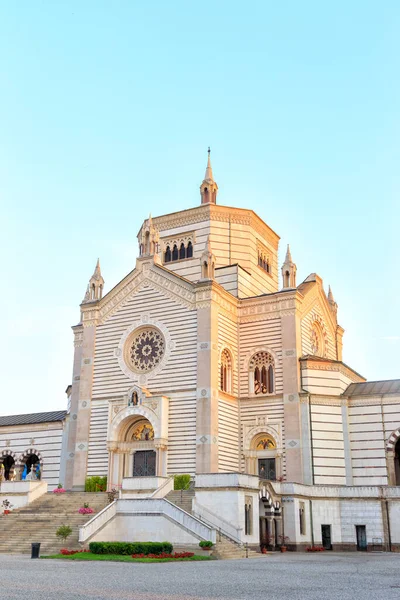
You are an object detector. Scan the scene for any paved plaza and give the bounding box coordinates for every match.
[0,553,399,600]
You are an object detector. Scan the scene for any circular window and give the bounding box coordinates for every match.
[125,327,165,374]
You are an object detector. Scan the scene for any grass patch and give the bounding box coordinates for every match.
[42,552,214,563]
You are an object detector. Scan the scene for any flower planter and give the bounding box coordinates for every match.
[3,510,10,515]
[280,546,287,553]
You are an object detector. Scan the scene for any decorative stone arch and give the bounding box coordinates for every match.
[386,428,400,485]
[109,405,160,442]
[243,423,282,480]
[386,428,400,452]
[243,346,279,373]
[1,449,18,462]
[244,424,281,453]
[17,448,43,468]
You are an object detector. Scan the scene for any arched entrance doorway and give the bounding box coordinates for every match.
[18,450,43,480]
[395,439,400,486]
[108,410,168,488]
[0,452,16,481]
[127,419,156,477]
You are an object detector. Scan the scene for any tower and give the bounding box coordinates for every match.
[82,259,104,303]
[200,148,218,205]
[281,245,297,289]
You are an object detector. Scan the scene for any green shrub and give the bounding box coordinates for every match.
[199,540,213,548]
[56,525,73,541]
[85,476,107,492]
[173,474,191,491]
[89,542,173,556]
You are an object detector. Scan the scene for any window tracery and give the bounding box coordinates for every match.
[220,349,232,394]
[127,328,165,374]
[310,320,326,357]
[162,234,195,264]
[249,352,275,395]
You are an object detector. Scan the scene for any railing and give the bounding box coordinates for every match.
[79,500,117,543]
[117,498,217,543]
[192,499,243,546]
[150,477,174,499]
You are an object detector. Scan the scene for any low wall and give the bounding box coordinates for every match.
[0,480,48,509]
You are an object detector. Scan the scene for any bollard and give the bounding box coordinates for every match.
[31,543,40,559]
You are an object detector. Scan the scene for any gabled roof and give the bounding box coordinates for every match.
[345,380,400,397]
[0,410,67,427]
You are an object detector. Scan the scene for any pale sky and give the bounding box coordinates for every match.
[0,1,399,415]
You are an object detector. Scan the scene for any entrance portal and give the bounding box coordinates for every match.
[22,454,41,480]
[321,524,332,550]
[395,439,400,485]
[258,458,276,480]
[133,450,156,477]
[2,455,15,481]
[356,525,367,551]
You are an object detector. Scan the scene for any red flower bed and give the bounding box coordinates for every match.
[60,549,89,556]
[306,546,325,552]
[131,552,194,559]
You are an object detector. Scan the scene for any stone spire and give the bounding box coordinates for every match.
[200,148,218,205]
[139,213,159,257]
[281,244,297,289]
[82,259,105,303]
[200,235,216,280]
[328,285,338,318]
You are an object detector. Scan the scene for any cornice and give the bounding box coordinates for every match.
[300,358,364,383]
[238,292,298,322]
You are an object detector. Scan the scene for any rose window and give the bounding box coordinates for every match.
[128,328,165,373]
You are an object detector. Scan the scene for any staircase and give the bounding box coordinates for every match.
[165,488,195,513]
[214,532,262,560]
[165,489,261,559]
[0,492,108,555]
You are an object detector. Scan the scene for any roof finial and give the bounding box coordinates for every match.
[285,244,292,263]
[204,147,214,182]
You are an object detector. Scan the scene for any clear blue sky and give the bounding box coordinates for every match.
[0,1,399,414]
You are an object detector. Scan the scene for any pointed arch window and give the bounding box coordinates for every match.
[220,349,232,394]
[258,252,271,274]
[187,241,193,258]
[172,245,179,261]
[249,352,275,395]
[179,243,186,260]
[164,246,172,263]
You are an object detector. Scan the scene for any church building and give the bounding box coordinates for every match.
[1,151,400,552]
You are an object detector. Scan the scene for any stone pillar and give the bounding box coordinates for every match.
[281,309,304,483]
[71,316,97,491]
[341,398,353,485]
[275,518,282,545]
[64,326,83,490]
[260,517,267,545]
[268,517,276,546]
[300,396,313,484]
[195,283,219,473]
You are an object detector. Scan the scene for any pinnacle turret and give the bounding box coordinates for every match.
[200,148,218,204]
[82,258,104,303]
[281,244,297,289]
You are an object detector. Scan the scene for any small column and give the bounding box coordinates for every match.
[260,517,267,545]
[268,517,276,546]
